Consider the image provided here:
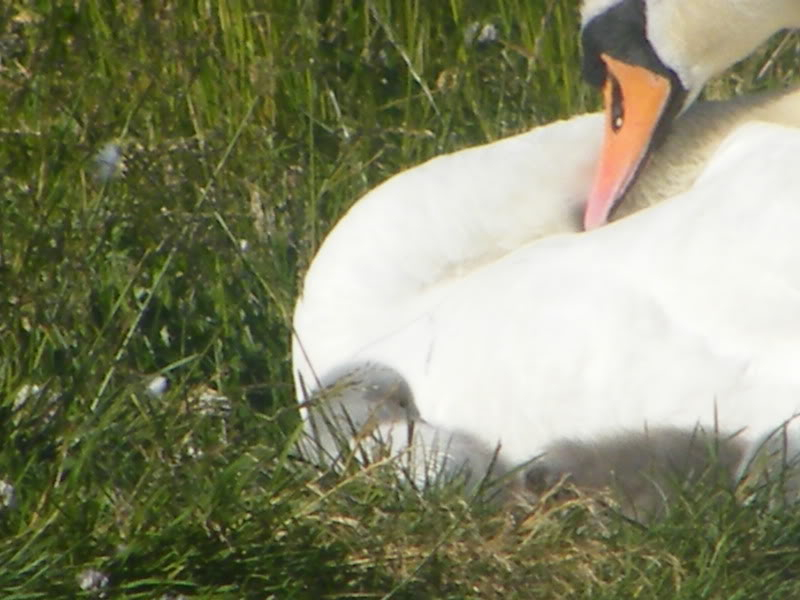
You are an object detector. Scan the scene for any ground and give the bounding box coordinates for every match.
[1,1,799,598]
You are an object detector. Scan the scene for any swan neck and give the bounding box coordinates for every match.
[645,0,800,96]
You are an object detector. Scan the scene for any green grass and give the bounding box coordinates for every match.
[1,1,799,598]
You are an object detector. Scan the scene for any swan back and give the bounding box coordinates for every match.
[618,88,800,219]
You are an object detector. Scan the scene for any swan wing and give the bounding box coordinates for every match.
[351,122,800,464]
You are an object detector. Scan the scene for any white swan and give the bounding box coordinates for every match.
[580,0,800,228]
[292,1,800,503]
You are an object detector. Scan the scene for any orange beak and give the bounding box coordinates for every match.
[584,54,673,230]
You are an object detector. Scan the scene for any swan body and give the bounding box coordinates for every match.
[294,100,800,472]
[293,0,800,503]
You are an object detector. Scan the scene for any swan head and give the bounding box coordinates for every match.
[580,0,800,229]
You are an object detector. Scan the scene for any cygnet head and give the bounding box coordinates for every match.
[580,0,800,229]
[297,362,516,499]
[298,362,419,465]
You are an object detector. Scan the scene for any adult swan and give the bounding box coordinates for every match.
[292,0,800,506]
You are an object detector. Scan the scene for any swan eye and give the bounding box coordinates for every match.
[609,74,624,132]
